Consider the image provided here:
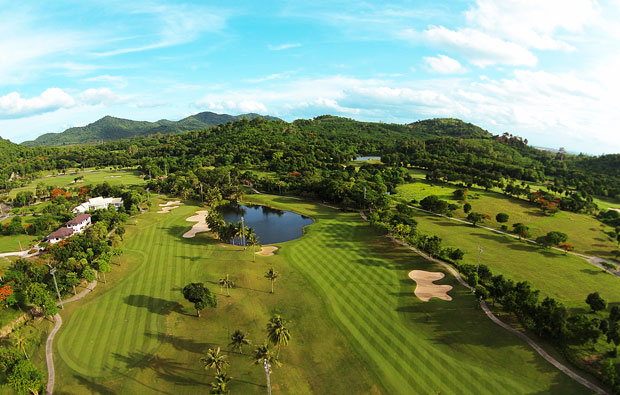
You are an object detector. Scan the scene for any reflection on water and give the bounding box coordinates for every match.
[219,204,313,244]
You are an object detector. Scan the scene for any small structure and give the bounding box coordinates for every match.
[46,227,74,244]
[66,213,91,234]
[73,196,123,214]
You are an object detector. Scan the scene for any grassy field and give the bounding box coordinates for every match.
[410,210,620,312]
[396,181,619,259]
[0,233,39,253]
[8,168,145,198]
[37,195,591,394]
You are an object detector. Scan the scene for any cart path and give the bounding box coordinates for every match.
[46,279,98,395]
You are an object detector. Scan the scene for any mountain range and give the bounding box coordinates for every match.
[21,112,280,147]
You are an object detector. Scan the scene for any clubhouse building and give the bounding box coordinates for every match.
[46,213,92,244]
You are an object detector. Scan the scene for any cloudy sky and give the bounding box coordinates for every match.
[1,0,619,154]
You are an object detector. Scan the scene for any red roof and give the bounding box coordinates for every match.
[47,227,74,240]
[66,214,91,226]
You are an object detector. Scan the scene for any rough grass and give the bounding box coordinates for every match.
[410,210,620,312]
[8,168,145,198]
[0,233,39,253]
[396,181,619,259]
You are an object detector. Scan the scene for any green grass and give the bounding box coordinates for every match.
[410,210,620,312]
[396,181,619,259]
[37,195,591,394]
[8,167,145,198]
[0,233,39,253]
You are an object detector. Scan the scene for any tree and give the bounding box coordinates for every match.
[453,189,468,201]
[201,347,229,375]
[65,272,79,295]
[182,283,217,317]
[12,331,29,360]
[115,224,126,240]
[98,260,111,284]
[611,306,620,323]
[557,243,574,255]
[463,203,472,213]
[537,231,568,248]
[495,213,509,223]
[83,266,96,289]
[229,330,250,354]
[247,232,259,262]
[586,292,607,312]
[7,359,44,395]
[475,284,489,300]
[253,342,279,366]
[512,223,530,240]
[210,372,231,394]
[264,268,279,294]
[467,212,485,227]
[218,274,234,297]
[266,314,291,358]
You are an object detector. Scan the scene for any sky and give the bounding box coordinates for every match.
[1,0,619,154]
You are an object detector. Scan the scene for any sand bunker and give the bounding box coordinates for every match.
[157,200,182,213]
[183,210,210,238]
[408,270,453,302]
[256,246,278,256]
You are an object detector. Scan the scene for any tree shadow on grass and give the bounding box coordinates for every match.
[71,374,116,395]
[113,351,205,387]
[124,295,184,316]
[144,331,215,354]
[581,268,606,275]
[164,225,216,246]
[433,220,463,227]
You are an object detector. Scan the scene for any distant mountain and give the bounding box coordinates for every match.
[21,112,280,147]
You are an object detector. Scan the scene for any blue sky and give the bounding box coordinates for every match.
[1,0,619,154]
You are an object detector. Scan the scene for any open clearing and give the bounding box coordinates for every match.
[396,181,619,259]
[8,168,145,198]
[408,270,453,302]
[42,195,590,394]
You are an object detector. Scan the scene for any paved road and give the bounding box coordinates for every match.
[408,204,620,278]
[46,278,98,395]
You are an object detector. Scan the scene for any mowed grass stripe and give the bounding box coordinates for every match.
[285,215,544,394]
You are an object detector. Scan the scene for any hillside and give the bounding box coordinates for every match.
[407,118,492,139]
[21,112,280,147]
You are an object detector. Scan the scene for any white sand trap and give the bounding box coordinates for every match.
[408,270,453,302]
[257,246,278,256]
[157,200,183,213]
[183,210,210,238]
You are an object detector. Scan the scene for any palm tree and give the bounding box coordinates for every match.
[246,232,259,262]
[13,331,29,360]
[218,274,234,297]
[235,222,246,249]
[264,268,279,294]
[253,342,279,366]
[266,315,291,358]
[201,347,229,375]
[210,372,231,394]
[229,330,250,354]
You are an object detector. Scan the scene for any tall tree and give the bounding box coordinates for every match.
[229,330,250,354]
[266,315,291,358]
[246,232,259,262]
[264,268,279,294]
[210,372,231,394]
[201,347,229,375]
[65,272,79,295]
[218,274,234,297]
[12,331,29,360]
[182,283,217,317]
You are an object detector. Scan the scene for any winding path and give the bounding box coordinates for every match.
[388,234,608,394]
[46,279,98,395]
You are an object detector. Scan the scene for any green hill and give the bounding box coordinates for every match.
[407,118,492,139]
[21,112,280,147]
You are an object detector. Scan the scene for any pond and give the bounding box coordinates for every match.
[219,204,313,244]
[354,156,381,162]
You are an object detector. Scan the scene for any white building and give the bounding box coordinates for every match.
[73,196,123,214]
[46,227,74,244]
[66,214,91,234]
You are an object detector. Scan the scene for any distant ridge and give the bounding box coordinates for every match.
[21,111,280,147]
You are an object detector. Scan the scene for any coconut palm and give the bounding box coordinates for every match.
[253,342,279,366]
[13,331,29,360]
[229,330,251,354]
[210,372,231,394]
[266,315,291,358]
[201,347,229,375]
[264,268,279,294]
[246,232,259,262]
[235,222,246,249]
[218,274,234,297]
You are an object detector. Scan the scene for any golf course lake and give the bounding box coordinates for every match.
[220,204,313,244]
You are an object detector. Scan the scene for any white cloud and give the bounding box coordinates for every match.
[423,26,537,67]
[83,75,128,88]
[0,88,75,119]
[78,88,123,106]
[204,100,268,114]
[423,54,467,74]
[465,0,599,51]
[268,43,302,51]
